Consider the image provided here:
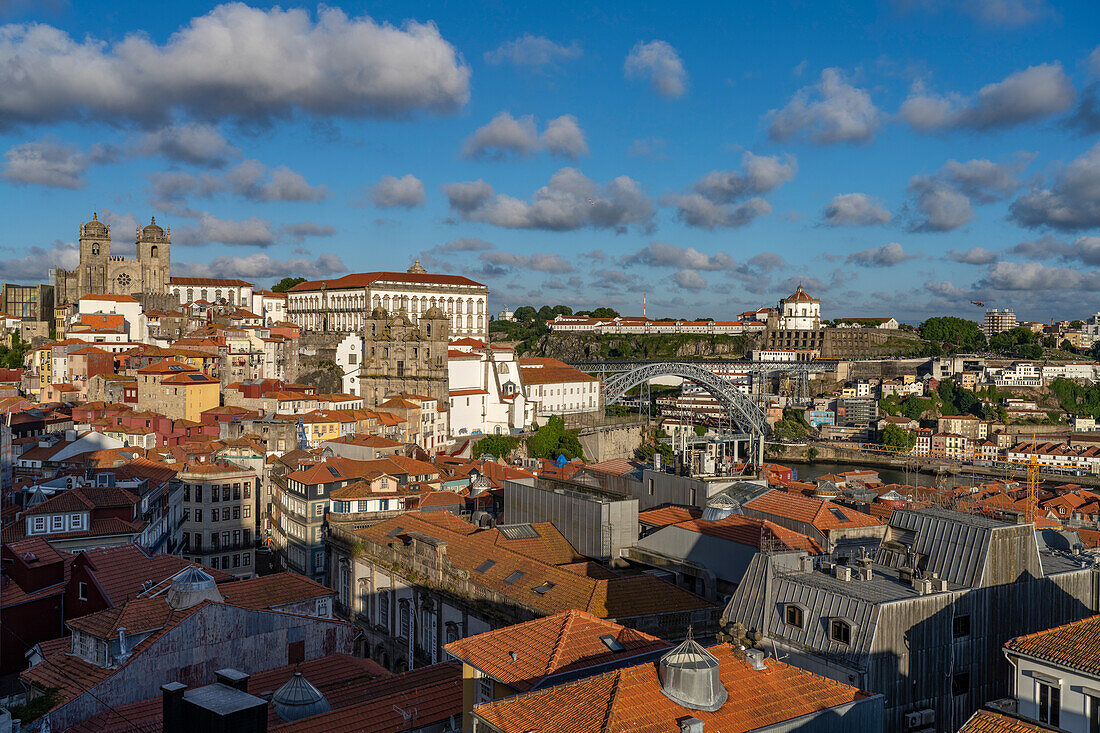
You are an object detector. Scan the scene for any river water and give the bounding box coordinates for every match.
[790,461,999,489]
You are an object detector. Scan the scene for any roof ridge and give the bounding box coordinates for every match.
[599,669,624,733]
[544,610,575,677]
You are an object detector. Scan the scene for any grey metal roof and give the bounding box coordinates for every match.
[765,573,882,663]
[876,508,1003,588]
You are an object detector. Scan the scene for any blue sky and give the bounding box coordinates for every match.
[0,0,1098,324]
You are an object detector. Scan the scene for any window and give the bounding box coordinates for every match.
[244,505,251,518]
[233,554,240,568]
[400,605,410,638]
[953,615,970,638]
[379,590,390,626]
[243,553,251,566]
[32,516,45,533]
[648,478,654,496]
[194,486,203,502]
[477,674,494,704]
[288,640,305,665]
[245,483,252,499]
[314,503,324,517]
[785,605,804,629]
[212,508,220,522]
[211,487,219,502]
[50,515,64,532]
[952,672,969,696]
[1038,682,1060,726]
[211,557,219,569]
[184,485,190,501]
[195,509,202,522]
[830,619,851,645]
[233,506,240,520]
[78,581,88,601]
[222,487,231,502]
[1087,694,1100,733]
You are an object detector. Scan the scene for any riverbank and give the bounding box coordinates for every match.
[769,442,1100,488]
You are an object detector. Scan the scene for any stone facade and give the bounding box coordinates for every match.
[55,214,171,307]
[350,308,450,407]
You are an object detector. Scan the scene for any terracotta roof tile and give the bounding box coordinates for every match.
[958,709,1050,732]
[1006,613,1100,676]
[474,644,869,733]
[445,610,670,692]
[638,505,702,527]
[219,572,333,610]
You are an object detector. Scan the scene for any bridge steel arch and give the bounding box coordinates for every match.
[601,362,770,466]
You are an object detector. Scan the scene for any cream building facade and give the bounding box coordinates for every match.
[287,262,489,340]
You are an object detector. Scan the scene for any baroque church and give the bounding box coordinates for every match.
[54,213,171,307]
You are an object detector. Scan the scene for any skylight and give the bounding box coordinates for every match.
[599,635,624,652]
[384,526,404,538]
[475,559,497,574]
[503,570,526,585]
[829,508,851,523]
[532,581,555,595]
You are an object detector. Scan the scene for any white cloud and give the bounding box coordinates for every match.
[766,68,881,144]
[672,269,707,290]
[148,160,326,203]
[1008,235,1100,266]
[478,251,575,273]
[443,168,654,233]
[484,35,581,69]
[907,177,974,232]
[0,239,78,280]
[625,242,736,271]
[900,63,1074,132]
[462,112,588,160]
[1010,141,1100,231]
[924,280,968,299]
[894,0,1053,28]
[541,115,588,160]
[134,123,236,167]
[2,138,116,188]
[948,246,998,264]
[847,242,919,267]
[660,193,771,229]
[282,222,336,240]
[692,152,797,202]
[821,193,891,226]
[980,261,1100,290]
[0,5,469,127]
[370,174,425,208]
[174,213,277,247]
[176,252,346,281]
[624,40,687,99]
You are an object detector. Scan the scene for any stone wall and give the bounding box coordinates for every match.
[578,422,645,462]
[295,331,345,393]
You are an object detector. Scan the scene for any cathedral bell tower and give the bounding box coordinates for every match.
[136,216,171,294]
[78,212,111,296]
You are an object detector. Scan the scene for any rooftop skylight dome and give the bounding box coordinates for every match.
[271,671,331,721]
[166,567,223,609]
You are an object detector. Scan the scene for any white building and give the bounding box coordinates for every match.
[989,614,1100,732]
[447,338,532,437]
[169,277,255,307]
[74,294,148,343]
[778,285,822,330]
[518,357,602,418]
[995,362,1042,387]
[546,314,765,336]
[251,290,288,325]
[287,262,489,339]
[1042,363,1097,383]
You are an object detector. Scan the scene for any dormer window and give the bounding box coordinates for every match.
[784,604,804,629]
[830,619,852,645]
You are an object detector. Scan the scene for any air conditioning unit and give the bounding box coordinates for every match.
[904,712,923,729]
[919,709,935,726]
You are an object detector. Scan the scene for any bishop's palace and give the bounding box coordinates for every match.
[54,213,172,308]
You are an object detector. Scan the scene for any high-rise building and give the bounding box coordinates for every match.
[982,308,1017,339]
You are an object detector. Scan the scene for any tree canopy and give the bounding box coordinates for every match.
[881,423,916,450]
[989,327,1041,359]
[271,276,306,292]
[918,317,986,351]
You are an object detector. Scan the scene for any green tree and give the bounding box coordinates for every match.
[694,425,707,437]
[537,305,556,321]
[551,305,573,316]
[472,435,517,459]
[881,424,916,450]
[1061,339,1075,352]
[1043,335,1057,347]
[900,396,931,420]
[271,276,306,292]
[1071,320,1084,329]
[807,447,819,462]
[591,307,620,318]
[918,317,986,351]
[526,415,584,461]
[513,306,537,322]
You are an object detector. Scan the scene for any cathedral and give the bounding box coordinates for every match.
[54,213,172,307]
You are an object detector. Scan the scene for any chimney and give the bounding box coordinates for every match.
[930,577,947,593]
[898,567,913,584]
[117,628,128,661]
[161,682,187,733]
[799,555,815,573]
[913,578,932,595]
[215,668,250,692]
[744,648,767,671]
[858,566,873,581]
[835,565,852,582]
[680,718,704,733]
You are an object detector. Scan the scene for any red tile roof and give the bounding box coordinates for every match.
[743,490,883,531]
[474,643,869,733]
[289,271,485,291]
[78,545,233,605]
[219,572,333,610]
[958,709,1049,732]
[1006,613,1100,676]
[445,610,670,692]
[638,505,702,527]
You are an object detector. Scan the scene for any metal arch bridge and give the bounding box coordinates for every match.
[600,362,770,465]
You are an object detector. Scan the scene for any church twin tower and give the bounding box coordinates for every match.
[55,213,172,307]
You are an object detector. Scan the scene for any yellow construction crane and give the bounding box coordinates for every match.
[1025,434,1040,525]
